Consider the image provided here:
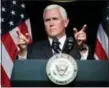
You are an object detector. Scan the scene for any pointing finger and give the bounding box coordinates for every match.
[81,24,87,32]
[16,30,22,37]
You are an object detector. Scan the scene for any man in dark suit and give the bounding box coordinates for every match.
[16,4,90,60]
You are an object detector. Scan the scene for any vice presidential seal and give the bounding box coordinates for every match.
[46,53,78,85]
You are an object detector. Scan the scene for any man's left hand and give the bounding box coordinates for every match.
[73,24,87,49]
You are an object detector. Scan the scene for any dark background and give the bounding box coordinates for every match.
[22,0,107,54]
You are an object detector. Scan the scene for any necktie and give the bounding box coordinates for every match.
[52,38,61,54]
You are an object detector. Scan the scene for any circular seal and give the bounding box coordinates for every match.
[46,53,78,85]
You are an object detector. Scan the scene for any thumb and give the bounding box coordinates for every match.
[25,33,32,44]
[73,28,78,34]
[25,33,30,39]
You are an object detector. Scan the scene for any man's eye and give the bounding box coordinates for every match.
[45,19,50,22]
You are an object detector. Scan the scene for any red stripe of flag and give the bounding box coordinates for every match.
[95,38,108,60]
[1,32,18,62]
[1,65,11,87]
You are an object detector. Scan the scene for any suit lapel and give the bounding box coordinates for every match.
[41,40,53,59]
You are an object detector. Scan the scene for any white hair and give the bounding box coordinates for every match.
[43,4,68,20]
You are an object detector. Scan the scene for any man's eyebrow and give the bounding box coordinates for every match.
[44,17,59,21]
[52,17,58,20]
[44,18,50,21]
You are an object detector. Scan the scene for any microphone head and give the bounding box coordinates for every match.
[67,37,74,44]
[67,37,74,50]
[62,37,74,53]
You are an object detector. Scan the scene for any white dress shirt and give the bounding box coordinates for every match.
[18,35,88,60]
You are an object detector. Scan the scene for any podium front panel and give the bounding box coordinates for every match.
[11,59,109,87]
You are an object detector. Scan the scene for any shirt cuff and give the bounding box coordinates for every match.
[80,45,89,60]
[18,52,27,60]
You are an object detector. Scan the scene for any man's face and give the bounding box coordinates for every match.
[43,8,69,38]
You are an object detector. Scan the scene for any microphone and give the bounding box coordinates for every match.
[52,38,61,53]
[63,37,74,53]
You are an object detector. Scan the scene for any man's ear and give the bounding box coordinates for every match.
[64,18,69,28]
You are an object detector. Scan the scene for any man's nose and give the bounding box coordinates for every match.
[49,20,54,27]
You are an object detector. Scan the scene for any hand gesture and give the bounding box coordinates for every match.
[73,24,87,48]
[16,30,30,56]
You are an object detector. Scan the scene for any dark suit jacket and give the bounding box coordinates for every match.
[27,38,94,60]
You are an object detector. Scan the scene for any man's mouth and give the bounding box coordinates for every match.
[50,29,56,32]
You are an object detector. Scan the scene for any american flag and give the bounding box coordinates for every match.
[94,3,109,60]
[1,0,32,86]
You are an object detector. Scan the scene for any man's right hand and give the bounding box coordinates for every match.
[16,30,30,56]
